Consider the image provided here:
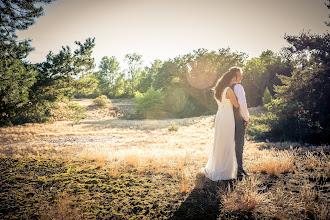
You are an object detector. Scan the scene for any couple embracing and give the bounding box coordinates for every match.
[201,67,250,181]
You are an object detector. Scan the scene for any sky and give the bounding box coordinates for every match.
[17,0,329,69]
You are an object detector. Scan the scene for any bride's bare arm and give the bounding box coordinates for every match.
[226,88,240,108]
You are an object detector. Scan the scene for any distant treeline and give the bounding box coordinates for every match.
[1,0,329,144]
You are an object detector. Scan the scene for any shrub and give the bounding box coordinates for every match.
[134,88,165,119]
[168,122,179,132]
[222,176,266,212]
[93,95,110,106]
[246,114,280,141]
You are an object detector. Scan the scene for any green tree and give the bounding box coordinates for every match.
[134,88,165,119]
[94,56,121,97]
[22,38,96,122]
[33,38,95,100]
[124,53,143,96]
[242,50,293,107]
[180,48,247,116]
[0,58,38,125]
[137,59,163,93]
[1,0,53,41]
[268,31,330,144]
[0,0,54,125]
[72,74,98,98]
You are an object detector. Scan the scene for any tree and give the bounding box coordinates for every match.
[269,31,330,144]
[242,50,293,107]
[0,58,37,124]
[94,56,121,97]
[12,38,96,123]
[0,0,54,125]
[124,53,143,96]
[137,59,163,93]
[1,0,53,41]
[134,87,165,119]
[33,38,95,100]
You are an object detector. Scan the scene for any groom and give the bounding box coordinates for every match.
[229,67,250,176]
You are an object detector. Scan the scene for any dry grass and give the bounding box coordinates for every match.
[265,185,304,219]
[303,151,330,177]
[1,104,329,219]
[39,191,83,220]
[180,172,189,193]
[222,176,267,212]
[300,184,319,217]
[109,163,120,179]
[96,156,106,168]
[125,153,139,167]
[246,146,296,176]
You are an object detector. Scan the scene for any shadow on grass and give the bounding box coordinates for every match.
[170,173,237,220]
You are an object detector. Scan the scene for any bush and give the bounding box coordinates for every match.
[168,122,179,132]
[93,95,110,107]
[246,114,282,142]
[134,88,165,119]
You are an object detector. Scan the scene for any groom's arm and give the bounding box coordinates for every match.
[233,84,249,122]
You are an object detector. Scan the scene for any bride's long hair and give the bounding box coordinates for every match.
[212,70,237,101]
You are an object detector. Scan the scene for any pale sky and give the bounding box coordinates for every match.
[17,0,329,69]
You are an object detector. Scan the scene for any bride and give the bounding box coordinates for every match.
[201,70,240,181]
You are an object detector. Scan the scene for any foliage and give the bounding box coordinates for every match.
[151,48,246,117]
[49,101,86,122]
[93,56,122,97]
[0,0,54,126]
[134,88,165,119]
[263,31,330,144]
[168,122,180,132]
[242,50,293,107]
[93,95,110,107]
[262,87,272,107]
[1,0,53,41]
[125,53,143,96]
[23,38,95,121]
[0,58,37,125]
[137,60,163,93]
[72,75,98,98]
[246,114,280,141]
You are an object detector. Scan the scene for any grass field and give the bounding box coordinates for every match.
[0,100,329,219]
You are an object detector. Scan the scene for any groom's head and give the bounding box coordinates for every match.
[229,67,243,83]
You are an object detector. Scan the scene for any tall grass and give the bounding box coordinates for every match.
[245,145,296,176]
[222,176,267,212]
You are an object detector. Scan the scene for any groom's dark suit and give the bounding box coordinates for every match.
[230,83,249,174]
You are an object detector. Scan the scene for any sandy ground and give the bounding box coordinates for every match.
[1,99,214,149]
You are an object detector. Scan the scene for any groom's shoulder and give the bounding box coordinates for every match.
[233,83,244,89]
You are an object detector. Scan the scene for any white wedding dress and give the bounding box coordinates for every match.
[202,87,237,180]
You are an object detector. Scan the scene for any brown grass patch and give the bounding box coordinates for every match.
[265,186,304,219]
[39,191,83,220]
[109,164,120,179]
[125,153,139,167]
[303,151,330,177]
[96,156,106,168]
[247,149,296,176]
[222,176,266,212]
[180,172,189,193]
